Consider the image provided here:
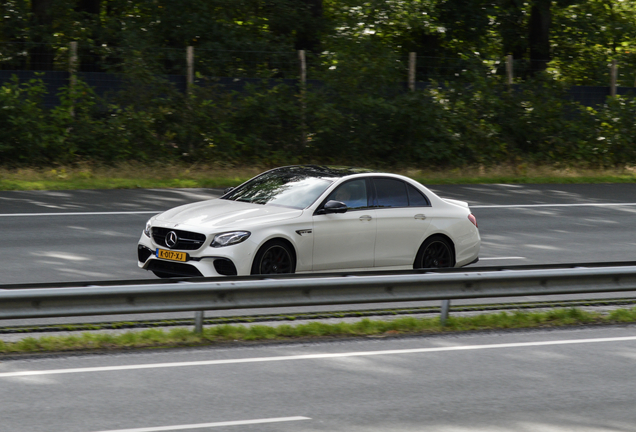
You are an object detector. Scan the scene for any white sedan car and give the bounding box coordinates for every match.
[137,165,480,278]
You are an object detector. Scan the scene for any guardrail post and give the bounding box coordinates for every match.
[440,299,451,325]
[194,311,204,334]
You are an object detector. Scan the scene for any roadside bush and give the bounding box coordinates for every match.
[0,76,61,165]
[592,95,636,167]
[2,71,636,169]
[493,77,597,165]
[306,87,502,167]
[226,82,304,165]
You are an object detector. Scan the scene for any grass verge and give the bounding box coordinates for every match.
[2,307,636,355]
[1,163,636,191]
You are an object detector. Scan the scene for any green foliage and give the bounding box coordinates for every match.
[489,77,597,164]
[2,0,636,83]
[552,0,636,86]
[591,95,636,166]
[2,0,636,170]
[0,76,60,165]
[1,60,636,168]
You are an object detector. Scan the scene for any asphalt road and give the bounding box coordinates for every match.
[2,325,636,432]
[2,184,636,285]
[3,185,636,432]
[436,183,636,267]
[0,188,220,284]
[1,184,636,327]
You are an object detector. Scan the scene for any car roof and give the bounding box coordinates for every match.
[268,165,378,180]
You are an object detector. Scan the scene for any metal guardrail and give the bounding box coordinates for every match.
[4,260,636,290]
[2,264,636,331]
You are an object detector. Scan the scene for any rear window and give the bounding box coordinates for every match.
[407,183,430,206]
[374,178,409,208]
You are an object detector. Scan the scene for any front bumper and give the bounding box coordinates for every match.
[137,232,256,277]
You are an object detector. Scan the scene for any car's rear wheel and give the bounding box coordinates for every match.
[251,240,296,275]
[414,236,455,269]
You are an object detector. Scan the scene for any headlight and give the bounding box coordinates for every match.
[211,231,251,248]
[143,219,153,237]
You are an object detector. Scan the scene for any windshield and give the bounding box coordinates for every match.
[222,171,333,209]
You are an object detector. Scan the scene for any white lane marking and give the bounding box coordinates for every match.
[2,336,636,378]
[478,257,526,260]
[0,211,160,217]
[90,417,311,432]
[472,203,636,209]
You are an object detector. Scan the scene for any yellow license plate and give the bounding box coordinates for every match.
[156,249,188,262]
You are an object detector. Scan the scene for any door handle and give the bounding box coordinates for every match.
[414,214,427,220]
[359,215,372,221]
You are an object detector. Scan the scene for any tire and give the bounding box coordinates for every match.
[414,236,455,269]
[251,240,296,275]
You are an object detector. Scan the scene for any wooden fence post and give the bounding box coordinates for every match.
[506,54,513,90]
[186,46,194,94]
[408,52,416,91]
[69,41,78,116]
[299,49,307,147]
[610,60,617,97]
[186,46,195,155]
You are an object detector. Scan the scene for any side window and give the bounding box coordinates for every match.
[326,179,368,209]
[374,178,408,208]
[407,183,430,207]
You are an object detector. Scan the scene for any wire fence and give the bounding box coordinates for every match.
[1,42,634,107]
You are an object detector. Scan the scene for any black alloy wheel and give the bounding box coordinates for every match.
[415,236,455,269]
[251,240,296,275]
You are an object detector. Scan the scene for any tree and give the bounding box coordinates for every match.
[528,0,551,74]
[30,0,55,70]
[552,0,636,85]
[266,0,327,53]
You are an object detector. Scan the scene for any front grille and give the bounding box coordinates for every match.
[146,260,204,277]
[152,227,206,250]
[214,258,238,276]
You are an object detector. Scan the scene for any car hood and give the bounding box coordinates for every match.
[155,199,303,230]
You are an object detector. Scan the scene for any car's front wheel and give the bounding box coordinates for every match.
[414,236,455,269]
[251,239,296,275]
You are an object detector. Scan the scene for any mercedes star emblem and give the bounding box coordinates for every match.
[165,231,179,248]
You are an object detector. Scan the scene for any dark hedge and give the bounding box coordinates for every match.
[1,72,633,168]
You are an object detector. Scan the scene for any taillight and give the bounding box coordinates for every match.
[468,213,478,228]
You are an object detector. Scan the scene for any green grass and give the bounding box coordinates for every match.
[0,163,261,191]
[1,163,636,191]
[2,307,636,355]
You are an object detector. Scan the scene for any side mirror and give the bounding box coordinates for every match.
[223,187,234,195]
[323,200,348,214]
